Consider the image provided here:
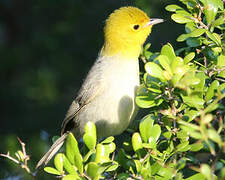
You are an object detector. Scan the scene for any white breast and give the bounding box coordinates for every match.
[78,55,140,138]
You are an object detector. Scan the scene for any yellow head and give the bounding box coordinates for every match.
[101,6,163,59]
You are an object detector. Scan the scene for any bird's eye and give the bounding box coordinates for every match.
[133,24,139,30]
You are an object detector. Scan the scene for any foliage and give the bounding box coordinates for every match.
[1,0,225,179]
[44,0,225,179]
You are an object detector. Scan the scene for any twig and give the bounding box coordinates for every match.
[0,152,20,164]
[0,137,37,178]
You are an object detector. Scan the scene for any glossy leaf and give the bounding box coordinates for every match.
[132,132,143,152]
[139,115,154,143]
[95,144,110,164]
[200,164,212,180]
[86,162,100,180]
[207,129,222,146]
[201,0,221,24]
[171,14,193,24]
[212,16,225,27]
[136,86,163,108]
[156,55,172,75]
[61,154,78,175]
[186,37,202,47]
[54,153,64,174]
[185,173,205,180]
[152,124,161,142]
[189,143,204,152]
[83,121,97,150]
[184,52,195,63]
[62,175,81,180]
[161,43,176,61]
[44,167,61,175]
[206,31,221,46]
[181,95,204,109]
[176,141,190,152]
[145,62,165,81]
[66,133,83,174]
[101,136,114,144]
[206,80,219,102]
[165,4,184,12]
[217,55,225,67]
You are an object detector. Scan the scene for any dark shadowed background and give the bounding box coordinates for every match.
[0,0,184,179]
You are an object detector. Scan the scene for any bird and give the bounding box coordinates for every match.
[36,6,163,169]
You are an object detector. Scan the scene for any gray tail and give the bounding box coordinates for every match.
[36,132,69,169]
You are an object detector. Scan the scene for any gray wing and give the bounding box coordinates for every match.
[61,58,105,135]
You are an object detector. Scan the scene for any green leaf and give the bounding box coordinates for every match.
[180,125,202,139]
[136,94,163,108]
[141,161,151,179]
[101,136,114,144]
[171,65,190,86]
[200,164,212,180]
[62,175,81,180]
[206,80,219,102]
[185,173,205,180]
[212,16,225,27]
[193,71,207,95]
[151,162,161,175]
[177,33,190,42]
[206,31,221,46]
[54,153,64,174]
[95,144,110,164]
[177,29,206,42]
[177,130,189,141]
[156,55,172,75]
[44,167,61,175]
[134,159,142,173]
[15,150,25,162]
[103,142,116,154]
[171,14,193,24]
[86,162,100,180]
[217,55,225,67]
[157,167,173,178]
[185,22,197,33]
[171,57,184,73]
[163,131,172,139]
[181,95,204,109]
[218,70,225,79]
[83,121,97,150]
[117,173,130,179]
[189,143,204,152]
[201,0,220,24]
[145,62,165,81]
[60,154,78,175]
[66,133,83,174]
[105,161,119,172]
[139,115,154,143]
[176,141,190,152]
[161,43,176,61]
[207,129,222,146]
[186,37,202,47]
[183,109,200,122]
[189,28,206,37]
[152,124,161,142]
[66,133,79,164]
[218,83,225,94]
[83,149,95,162]
[177,70,200,89]
[136,85,163,108]
[132,132,143,152]
[165,4,184,12]
[144,74,163,93]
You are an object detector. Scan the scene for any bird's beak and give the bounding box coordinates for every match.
[144,18,164,27]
